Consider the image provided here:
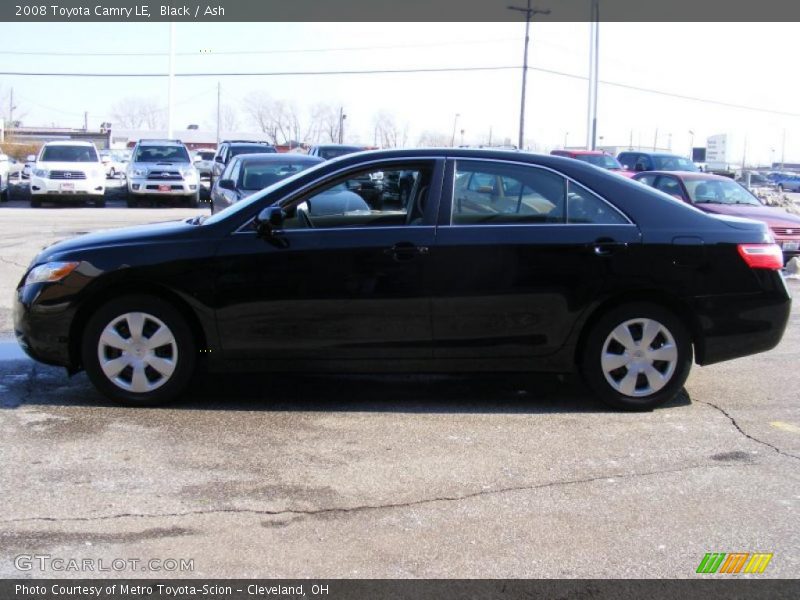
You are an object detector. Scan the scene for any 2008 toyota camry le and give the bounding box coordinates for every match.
[13,149,792,410]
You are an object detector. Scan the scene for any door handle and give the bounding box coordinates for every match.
[384,243,429,261]
[592,238,625,257]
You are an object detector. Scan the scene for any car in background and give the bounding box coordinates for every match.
[126,139,200,208]
[618,151,698,173]
[192,148,216,181]
[22,154,36,179]
[14,149,791,411]
[0,153,9,201]
[768,172,800,192]
[550,150,628,174]
[307,144,368,160]
[99,150,129,179]
[633,170,800,262]
[211,141,277,181]
[211,153,323,213]
[30,141,106,207]
[737,171,775,191]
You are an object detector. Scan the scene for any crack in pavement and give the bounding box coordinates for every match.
[697,400,800,461]
[0,461,747,525]
[0,256,28,269]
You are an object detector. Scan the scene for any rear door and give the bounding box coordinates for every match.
[430,158,641,359]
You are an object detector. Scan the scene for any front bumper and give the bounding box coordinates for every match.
[31,176,105,197]
[128,177,198,196]
[13,281,76,368]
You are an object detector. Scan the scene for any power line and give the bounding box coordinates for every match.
[0,37,521,58]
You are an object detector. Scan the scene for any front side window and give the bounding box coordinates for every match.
[41,145,99,163]
[280,163,434,229]
[655,176,684,198]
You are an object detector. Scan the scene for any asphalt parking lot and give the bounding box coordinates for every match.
[0,191,798,579]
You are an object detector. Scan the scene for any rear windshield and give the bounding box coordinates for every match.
[134,145,191,163]
[230,145,276,158]
[240,160,318,190]
[575,154,622,169]
[196,151,215,160]
[318,147,364,160]
[41,145,98,162]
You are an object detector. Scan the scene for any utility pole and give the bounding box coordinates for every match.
[216,82,221,144]
[488,125,493,146]
[8,87,14,128]
[564,131,569,148]
[586,0,600,150]
[450,113,460,147]
[781,128,786,169]
[508,0,550,151]
[629,130,633,150]
[689,130,694,159]
[83,111,88,131]
[337,107,346,144]
[653,128,658,151]
[167,23,175,138]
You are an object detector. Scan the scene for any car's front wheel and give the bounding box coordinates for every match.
[581,303,692,411]
[82,295,196,405]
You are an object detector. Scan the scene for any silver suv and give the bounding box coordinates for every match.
[126,139,200,207]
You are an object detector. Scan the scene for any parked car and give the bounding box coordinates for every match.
[307,145,384,208]
[737,171,775,191]
[99,150,129,179]
[211,141,277,181]
[211,153,323,213]
[29,141,106,207]
[0,153,9,201]
[192,148,216,180]
[633,170,800,262]
[617,151,698,173]
[550,150,628,174]
[14,149,790,411]
[126,139,200,207]
[769,172,800,192]
[22,154,35,179]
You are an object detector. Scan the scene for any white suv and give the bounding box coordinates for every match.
[30,141,106,207]
[126,139,200,207]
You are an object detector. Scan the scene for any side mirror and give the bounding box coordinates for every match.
[218,179,236,191]
[255,206,287,239]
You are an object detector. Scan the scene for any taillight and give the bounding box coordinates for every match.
[737,243,784,270]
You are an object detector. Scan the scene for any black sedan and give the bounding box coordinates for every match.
[14,149,791,410]
[210,153,323,213]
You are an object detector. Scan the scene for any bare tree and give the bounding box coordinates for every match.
[206,103,239,132]
[111,96,165,129]
[307,103,340,144]
[416,130,450,147]
[0,86,26,127]
[242,92,303,145]
[371,111,409,148]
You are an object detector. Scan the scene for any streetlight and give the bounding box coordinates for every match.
[450,113,460,147]
[508,1,550,150]
[688,130,694,159]
[564,131,569,148]
[586,0,600,150]
[460,129,465,147]
[338,108,347,144]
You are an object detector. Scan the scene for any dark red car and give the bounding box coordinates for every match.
[550,150,632,176]
[633,171,800,262]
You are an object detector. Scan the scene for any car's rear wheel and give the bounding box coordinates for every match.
[581,303,692,411]
[82,295,196,405]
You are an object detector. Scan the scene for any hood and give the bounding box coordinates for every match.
[696,203,800,226]
[36,219,196,263]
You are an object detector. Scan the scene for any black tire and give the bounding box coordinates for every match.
[186,192,200,208]
[126,194,138,208]
[94,198,106,208]
[30,196,42,208]
[581,302,692,411]
[81,295,197,406]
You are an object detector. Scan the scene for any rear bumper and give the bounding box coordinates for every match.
[691,277,792,365]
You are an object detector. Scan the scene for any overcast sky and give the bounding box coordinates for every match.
[1,21,798,165]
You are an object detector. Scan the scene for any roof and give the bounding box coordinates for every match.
[41,140,96,147]
[634,170,732,182]
[552,149,606,156]
[135,139,185,146]
[231,153,322,164]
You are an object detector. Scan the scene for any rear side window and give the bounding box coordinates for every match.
[566,181,629,224]
[453,161,565,224]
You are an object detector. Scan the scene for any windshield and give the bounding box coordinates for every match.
[319,147,364,160]
[134,145,190,163]
[685,179,762,206]
[196,151,215,161]
[240,160,318,190]
[41,145,98,162]
[652,155,698,171]
[576,154,622,170]
[230,145,276,158]
[203,160,328,225]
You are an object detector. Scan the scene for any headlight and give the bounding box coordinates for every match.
[131,168,147,177]
[33,169,49,178]
[24,261,80,286]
